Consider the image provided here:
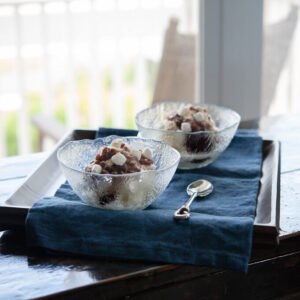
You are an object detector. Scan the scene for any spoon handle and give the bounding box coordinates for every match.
[174,193,197,220]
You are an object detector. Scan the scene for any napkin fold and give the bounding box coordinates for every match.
[26,128,263,272]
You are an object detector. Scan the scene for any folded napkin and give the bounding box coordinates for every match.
[26,128,263,272]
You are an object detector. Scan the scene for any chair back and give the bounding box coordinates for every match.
[152,18,196,104]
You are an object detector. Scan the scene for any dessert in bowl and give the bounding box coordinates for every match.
[135,102,241,169]
[57,136,180,210]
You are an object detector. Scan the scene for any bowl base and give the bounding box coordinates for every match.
[178,157,215,169]
[178,150,223,169]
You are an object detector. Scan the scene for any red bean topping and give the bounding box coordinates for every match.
[86,142,155,175]
[167,114,176,121]
[164,106,213,132]
[191,121,201,132]
[140,158,154,166]
[197,121,207,131]
[132,166,141,172]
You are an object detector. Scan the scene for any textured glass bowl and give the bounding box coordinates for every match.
[135,102,241,169]
[57,136,180,210]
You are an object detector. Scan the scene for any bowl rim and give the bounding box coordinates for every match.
[135,102,241,135]
[57,135,181,178]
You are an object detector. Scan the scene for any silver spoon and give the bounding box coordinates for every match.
[174,179,213,220]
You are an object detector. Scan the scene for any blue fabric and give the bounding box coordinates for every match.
[26,128,263,272]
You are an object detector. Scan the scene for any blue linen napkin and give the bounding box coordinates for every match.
[26,128,263,272]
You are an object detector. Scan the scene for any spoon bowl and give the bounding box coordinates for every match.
[187,179,213,196]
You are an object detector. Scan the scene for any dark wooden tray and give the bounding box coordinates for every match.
[253,140,281,246]
[0,129,281,246]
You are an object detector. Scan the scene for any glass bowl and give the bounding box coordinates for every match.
[135,102,241,169]
[57,135,180,210]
